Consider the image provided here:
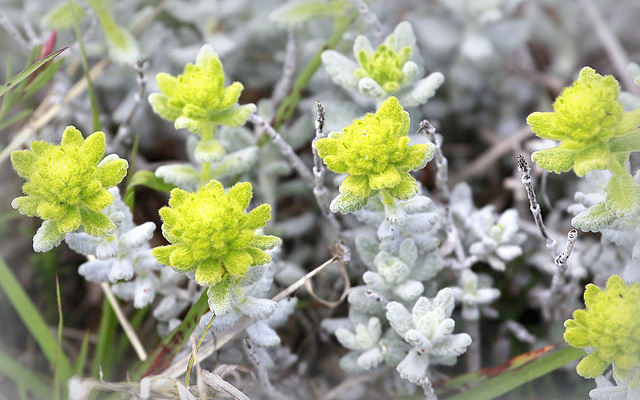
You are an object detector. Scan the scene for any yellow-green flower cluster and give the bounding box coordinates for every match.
[564,275,640,383]
[529,67,640,177]
[148,44,256,138]
[11,126,128,251]
[315,97,434,213]
[355,43,412,94]
[152,180,280,287]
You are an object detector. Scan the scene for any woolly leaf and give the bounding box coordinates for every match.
[605,172,640,218]
[571,202,615,232]
[33,220,65,252]
[207,275,236,317]
[246,321,280,347]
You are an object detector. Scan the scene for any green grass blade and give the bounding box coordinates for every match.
[184,312,216,385]
[132,291,209,379]
[434,343,560,393]
[123,169,176,208]
[91,297,117,378]
[0,47,67,98]
[444,345,586,400]
[0,108,33,131]
[73,331,91,376]
[21,58,64,100]
[272,11,358,130]
[0,346,52,399]
[0,255,73,379]
[54,273,66,400]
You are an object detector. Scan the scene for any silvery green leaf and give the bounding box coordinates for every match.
[109,258,134,282]
[353,208,384,226]
[362,271,385,290]
[335,328,359,349]
[392,280,424,302]
[396,349,430,384]
[348,286,385,317]
[78,259,112,282]
[401,61,419,84]
[386,301,412,337]
[398,238,418,266]
[246,321,280,347]
[430,333,472,358]
[378,258,410,284]
[571,202,615,232]
[462,304,480,320]
[399,195,431,214]
[433,318,456,340]
[236,265,265,287]
[34,220,65,252]
[487,255,506,271]
[396,72,444,107]
[101,18,140,65]
[155,164,199,192]
[110,281,136,302]
[450,182,475,220]
[412,250,442,281]
[209,310,242,333]
[95,237,118,259]
[405,329,432,350]
[496,209,519,241]
[357,347,384,370]
[237,297,277,320]
[355,234,379,269]
[321,318,352,334]
[321,51,359,90]
[120,222,156,249]
[433,288,455,316]
[403,212,439,232]
[210,147,259,179]
[153,295,190,322]
[377,221,399,242]
[380,329,411,366]
[391,21,417,51]
[353,35,374,57]
[133,276,156,308]
[194,138,225,163]
[358,77,386,100]
[208,275,236,317]
[496,244,523,261]
[266,297,297,327]
[65,232,101,256]
[268,0,351,27]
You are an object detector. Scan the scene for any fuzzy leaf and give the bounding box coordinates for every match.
[605,172,640,218]
[246,321,280,347]
[33,220,65,252]
[571,202,615,232]
[207,275,236,317]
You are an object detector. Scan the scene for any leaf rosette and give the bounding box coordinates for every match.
[152,180,281,288]
[148,45,256,163]
[11,126,128,252]
[315,96,434,214]
[564,275,640,383]
[529,67,640,177]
